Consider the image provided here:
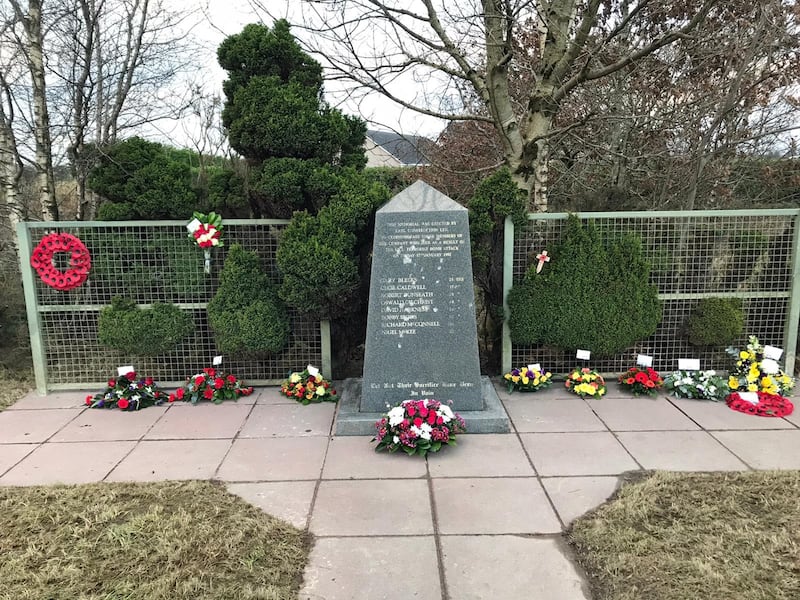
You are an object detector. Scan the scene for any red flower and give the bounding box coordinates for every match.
[226,374,237,384]
[176,387,185,400]
[203,387,214,400]
[331,390,336,396]
[437,416,444,425]
[85,395,93,405]
[645,380,655,388]
[634,372,648,384]
[144,377,154,386]
[626,377,635,385]
[108,379,116,387]
[168,394,176,403]
[407,405,416,417]
[413,417,423,428]
[194,374,206,385]
[124,371,136,381]
[117,398,130,410]
[204,367,216,377]
[214,377,225,389]
[419,406,429,418]
[427,411,437,425]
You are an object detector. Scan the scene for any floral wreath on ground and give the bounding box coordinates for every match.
[503,365,553,393]
[86,371,168,410]
[726,336,794,397]
[374,399,466,457]
[30,232,91,291]
[725,390,794,418]
[280,365,336,404]
[618,366,664,397]
[171,367,253,404]
[565,368,607,398]
[663,370,727,401]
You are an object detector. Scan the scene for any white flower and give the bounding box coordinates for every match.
[388,406,405,426]
[307,364,320,378]
[131,394,140,402]
[419,423,432,440]
[393,435,400,444]
[410,425,422,437]
[761,359,780,374]
[438,405,454,422]
[211,237,220,247]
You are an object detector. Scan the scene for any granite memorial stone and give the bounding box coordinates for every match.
[361,180,484,412]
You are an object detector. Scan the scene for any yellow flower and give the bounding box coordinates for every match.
[289,373,301,384]
[316,387,326,397]
[571,372,580,380]
[728,376,739,390]
[739,351,749,360]
[747,384,758,392]
[511,375,520,383]
[521,376,529,385]
[504,373,511,380]
[533,377,540,385]
[761,376,773,387]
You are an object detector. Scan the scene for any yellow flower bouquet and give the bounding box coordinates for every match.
[565,367,607,398]
[503,366,553,393]
[726,336,794,396]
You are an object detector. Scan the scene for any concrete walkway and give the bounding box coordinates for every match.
[1,381,799,599]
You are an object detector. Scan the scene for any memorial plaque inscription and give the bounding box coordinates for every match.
[361,181,483,412]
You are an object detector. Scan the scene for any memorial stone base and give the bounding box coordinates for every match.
[333,377,510,436]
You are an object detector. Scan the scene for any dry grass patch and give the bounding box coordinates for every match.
[0,366,33,410]
[0,480,311,600]
[569,471,800,600]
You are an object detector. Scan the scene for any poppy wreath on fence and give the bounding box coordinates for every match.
[30,233,91,291]
[725,391,794,418]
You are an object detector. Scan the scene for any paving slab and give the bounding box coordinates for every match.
[238,403,335,438]
[254,387,299,405]
[227,481,317,529]
[441,535,590,600]
[617,431,749,471]
[310,479,433,536]
[711,430,800,469]
[51,406,168,442]
[783,411,799,428]
[587,397,700,431]
[542,476,620,525]
[432,477,561,534]
[300,536,441,600]
[6,391,87,410]
[216,437,329,481]
[322,436,427,479]
[105,439,231,482]
[521,432,640,476]
[0,444,39,476]
[427,433,534,477]
[0,409,78,443]
[668,397,796,430]
[0,441,135,485]
[503,397,607,433]
[144,403,251,439]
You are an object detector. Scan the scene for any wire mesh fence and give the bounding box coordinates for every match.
[18,220,328,391]
[504,210,800,375]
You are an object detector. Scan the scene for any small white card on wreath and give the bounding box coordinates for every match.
[576,349,591,360]
[738,392,759,405]
[763,345,783,361]
[117,365,134,376]
[678,358,700,371]
[186,218,201,233]
[528,363,542,372]
[212,355,223,366]
[636,354,653,368]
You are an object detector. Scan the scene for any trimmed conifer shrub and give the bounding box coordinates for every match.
[686,297,744,346]
[507,215,662,356]
[207,244,290,355]
[98,297,193,356]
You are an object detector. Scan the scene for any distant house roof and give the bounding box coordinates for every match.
[365,130,431,167]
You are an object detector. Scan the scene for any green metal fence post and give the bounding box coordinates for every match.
[16,222,48,394]
[783,212,800,373]
[501,215,514,374]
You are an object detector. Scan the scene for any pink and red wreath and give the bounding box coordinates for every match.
[30,233,91,291]
[726,391,794,418]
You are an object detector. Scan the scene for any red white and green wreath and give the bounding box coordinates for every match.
[30,233,91,291]
[726,391,794,418]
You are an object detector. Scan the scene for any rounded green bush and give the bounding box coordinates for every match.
[98,297,193,356]
[686,297,744,346]
[207,244,290,355]
[507,215,662,357]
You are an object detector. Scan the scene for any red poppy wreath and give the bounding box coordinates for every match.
[726,391,794,418]
[30,233,91,291]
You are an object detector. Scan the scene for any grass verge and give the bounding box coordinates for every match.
[0,366,33,410]
[569,470,800,600]
[0,480,311,599]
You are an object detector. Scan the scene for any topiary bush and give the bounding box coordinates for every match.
[207,244,290,355]
[686,297,744,346]
[97,297,193,356]
[507,215,662,356]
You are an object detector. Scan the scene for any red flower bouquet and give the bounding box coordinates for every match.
[618,366,664,397]
[726,391,793,418]
[86,371,168,410]
[374,399,466,457]
[171,367,253,404]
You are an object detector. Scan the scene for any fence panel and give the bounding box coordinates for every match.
[503,209,800,375]
[18,220,330,393]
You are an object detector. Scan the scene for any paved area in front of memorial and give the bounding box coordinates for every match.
[2,382,799,599]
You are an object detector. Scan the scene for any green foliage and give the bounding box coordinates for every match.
[89,137,199,220]
[249,158,342,217]
[686,297,744,347]
[97,297,193,356]
[206,169,250,217]
[277,176,390,318]
[508,215,662,356]
[207,245,290,355]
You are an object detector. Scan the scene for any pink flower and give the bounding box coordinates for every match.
[413,417,423,428]
[176,387,185,400]
[85,395,93,405]
[407,405,416,417]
